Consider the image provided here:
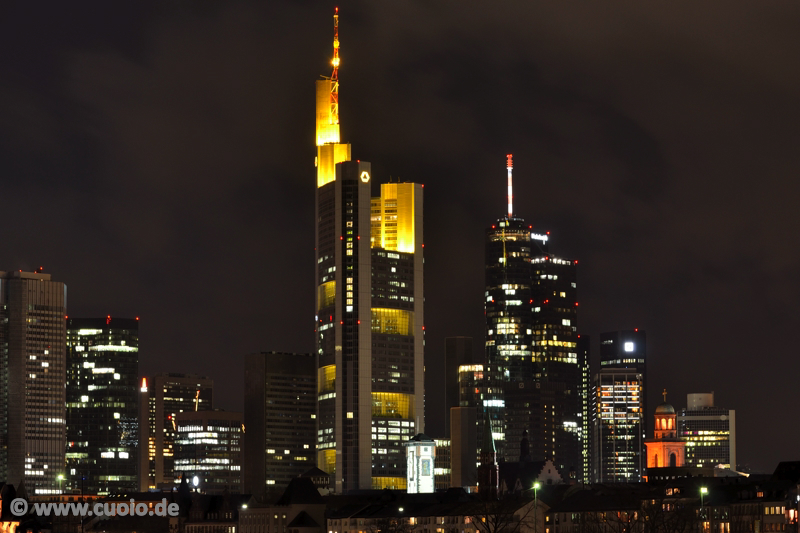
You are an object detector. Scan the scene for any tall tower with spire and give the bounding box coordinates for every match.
[482,155,586,481]
[314,9,424,493]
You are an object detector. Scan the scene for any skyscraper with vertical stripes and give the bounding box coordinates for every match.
[314,9,424,493]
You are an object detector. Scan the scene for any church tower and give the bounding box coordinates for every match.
[645,390,685,469]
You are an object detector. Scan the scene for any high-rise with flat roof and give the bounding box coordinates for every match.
[444,337,474,438]
[592,368,644,482]
[244,352,316,495]
[66,317,139,495]
[678,392,736,470]
[314,9,424,492]
[138,373,213,490]
[174,410,243,494]
[0,270,67,495]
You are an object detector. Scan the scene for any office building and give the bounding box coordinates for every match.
[433,438,451,490]
[444,337,474,438]
[577,335,591,483]
[679,392,736,470]
[449,406,477,489]
[138,373,213,490]
[66,317,139,495]
[314,9,424,492]
[0,270,67,495]
[244,352,316,495]
[483,155,584,478]
[174,410,243,494]
[592,368,644,482]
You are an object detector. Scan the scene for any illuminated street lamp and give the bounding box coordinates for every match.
[700,487,708,519]
[533,482,541,533]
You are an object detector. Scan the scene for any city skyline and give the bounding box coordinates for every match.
[0,2,798,475]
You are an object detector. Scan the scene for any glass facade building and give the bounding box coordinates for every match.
[174,410,243,494]
[482,202,585,480]
[0,270,67,495]
[138,373,213,490]
[65,317,139,495]
[592,369,644,482]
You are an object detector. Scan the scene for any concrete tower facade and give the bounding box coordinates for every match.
[0,270,67,495]
[314,10,424,493]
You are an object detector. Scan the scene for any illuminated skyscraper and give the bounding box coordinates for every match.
[314,9,424,493]
[592,331,646,482]
[592,368,644,482]
[483,156,584,480]
[0,270,67,495]
[66,317,139,495]
[174,410,243,494]
[138,373,213,490]
[678,392,736,470]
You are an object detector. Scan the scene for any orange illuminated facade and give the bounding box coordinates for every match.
[645,390,685,470]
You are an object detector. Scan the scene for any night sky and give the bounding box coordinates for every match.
[2,1,798,473]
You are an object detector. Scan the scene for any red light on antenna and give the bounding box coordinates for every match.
[357,236,360,240]
[335,6,338,12]
[357,320,360,324]
[422,244,425,248]
[546,231,550,235]
[635,328,638,332]
[136,317,139,321]
[106,315,111,325]
[529,299,533,303]
[340,236,343,240]
[65,315,68,319]
[574,260,579,264]
[421,184,424,188]
[329,315,332,321]
[575,302,579,306]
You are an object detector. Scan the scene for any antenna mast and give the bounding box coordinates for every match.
[330,7,340,125]
[506,154,513,218]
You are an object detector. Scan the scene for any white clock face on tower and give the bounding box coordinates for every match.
[360,171,370,183]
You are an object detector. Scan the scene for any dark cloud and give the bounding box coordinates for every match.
[0,0,797,473]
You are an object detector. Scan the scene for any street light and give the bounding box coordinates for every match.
[533,482,541,533]
[57,474,64,494]
[700,487,708,520]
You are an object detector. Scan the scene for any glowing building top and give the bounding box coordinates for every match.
[315,7,351,187]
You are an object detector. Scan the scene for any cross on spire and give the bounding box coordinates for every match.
[662,388,668,403]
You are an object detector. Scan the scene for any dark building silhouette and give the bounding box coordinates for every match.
[244,352,316,496]
[444,337,474,438]
[477,422,498,499]
[66,317,139,495]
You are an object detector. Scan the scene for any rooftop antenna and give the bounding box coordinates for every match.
[506,154,513,218]
[330,7,340,126]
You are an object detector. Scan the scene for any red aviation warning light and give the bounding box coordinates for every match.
[506,154,513,218]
